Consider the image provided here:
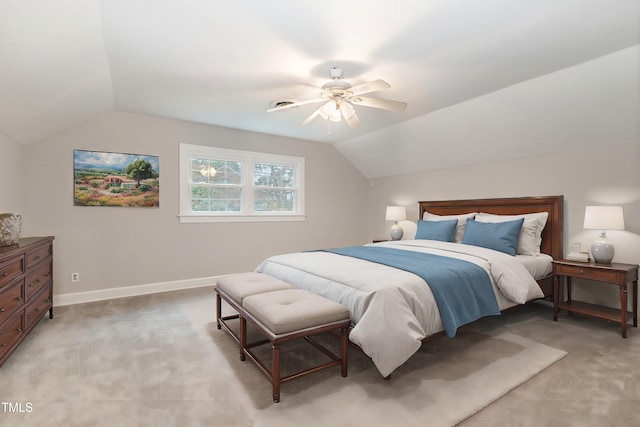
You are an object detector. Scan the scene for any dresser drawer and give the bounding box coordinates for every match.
[26,243,52,268]
[25,288,51,331]
[25,261,52,300]
[0,256,25,287]
[0,236,54,367]
[555,264,618,282]
[0,278,24,325]
[0,311,24,359]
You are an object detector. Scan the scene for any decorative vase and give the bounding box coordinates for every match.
[0,213,21,246]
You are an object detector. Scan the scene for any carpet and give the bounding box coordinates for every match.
[0,288,566,427]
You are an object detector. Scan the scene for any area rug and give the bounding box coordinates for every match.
[246,330,567,427]
[0,288,566,427]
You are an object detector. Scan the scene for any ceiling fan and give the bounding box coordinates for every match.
[267,67,407,130]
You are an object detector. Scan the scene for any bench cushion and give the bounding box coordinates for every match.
[217,272,293,304]
[242,289,350,335]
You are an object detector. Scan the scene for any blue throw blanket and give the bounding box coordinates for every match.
[323,246,500,337]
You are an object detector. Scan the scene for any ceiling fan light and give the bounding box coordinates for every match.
[340,101,355,119]
[320,100,341,121]
[323,100,337,113]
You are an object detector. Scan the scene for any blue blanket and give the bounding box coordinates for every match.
[323,246,500,337]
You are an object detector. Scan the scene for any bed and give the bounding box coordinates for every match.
[255,196,564,377]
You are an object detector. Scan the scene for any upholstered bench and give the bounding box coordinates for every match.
[215,273,351,403]
[216,272,293,350]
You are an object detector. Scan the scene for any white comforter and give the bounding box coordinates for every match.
[255,240,544,377]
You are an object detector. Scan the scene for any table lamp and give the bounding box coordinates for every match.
[583,206,625,264]
[385,206,406,240]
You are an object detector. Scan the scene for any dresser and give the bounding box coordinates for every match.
[0,236,54,367]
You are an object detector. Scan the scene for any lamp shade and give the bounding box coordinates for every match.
[583,206,625,230]
[385,206,406,221]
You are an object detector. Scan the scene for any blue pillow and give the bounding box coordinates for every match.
[462,218,524,256]
[415,219,458,242]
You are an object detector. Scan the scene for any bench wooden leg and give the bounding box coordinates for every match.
[341,326,348,377]
[239,316,247,361]
[216,293,222,329]
[272,343,281,403]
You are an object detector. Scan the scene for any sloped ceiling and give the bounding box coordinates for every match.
[1,0,638,178]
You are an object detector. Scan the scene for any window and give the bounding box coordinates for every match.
[179,144,305,223]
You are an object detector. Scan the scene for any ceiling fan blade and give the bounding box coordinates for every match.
[348,79,390,96]
[343,110,361,130]
[266,98,325,113]
[300,103,326,127]
[351,96,407,112]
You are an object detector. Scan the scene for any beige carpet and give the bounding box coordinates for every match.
[0,287,566,427]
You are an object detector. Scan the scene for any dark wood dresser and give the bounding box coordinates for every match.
[0,236,54,367]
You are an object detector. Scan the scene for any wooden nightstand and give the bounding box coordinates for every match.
[553,260,639,337]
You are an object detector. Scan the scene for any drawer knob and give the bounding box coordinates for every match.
[28,314,33,319]
[16,296,23,301]
[44,273,50,277]
[16,328,22,332]
[1,273,7,277]
[46,298,51,303]
[0,308,4,312]
[1,343,5,347]
[579,270,584,274]
[29,283,34,287]
[34,256,40,260]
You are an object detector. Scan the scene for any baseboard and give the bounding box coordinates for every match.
[53,276,220,306]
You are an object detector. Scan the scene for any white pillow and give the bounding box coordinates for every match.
[475,212,548,256]
[422,211,477,243]
[399,220,417,240]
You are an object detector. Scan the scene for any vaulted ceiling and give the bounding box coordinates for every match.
[1,1,638,177]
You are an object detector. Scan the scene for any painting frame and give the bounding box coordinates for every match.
[73,149,160,207]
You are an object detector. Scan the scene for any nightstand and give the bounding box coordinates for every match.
[553,260,639,337]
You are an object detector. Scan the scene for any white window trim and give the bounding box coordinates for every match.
[179,143,305,223]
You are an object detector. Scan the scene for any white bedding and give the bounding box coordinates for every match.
[255,240,546,377]
[516,253,553,280]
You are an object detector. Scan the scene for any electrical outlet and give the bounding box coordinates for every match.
[71,272,80,282]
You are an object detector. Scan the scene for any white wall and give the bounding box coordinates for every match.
[21,111,368,297]
[368,142,640,309]
[0,132,24,214]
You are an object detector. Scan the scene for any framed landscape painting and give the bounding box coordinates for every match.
[74,149,160,207]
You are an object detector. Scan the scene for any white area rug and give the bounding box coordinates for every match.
[250,331,567,427]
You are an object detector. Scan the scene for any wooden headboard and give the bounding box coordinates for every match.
[419,196,564,261]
